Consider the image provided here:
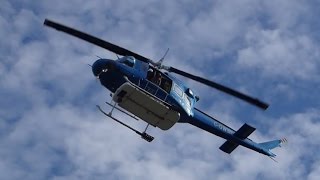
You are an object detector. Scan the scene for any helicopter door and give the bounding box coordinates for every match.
[112,82,180,130]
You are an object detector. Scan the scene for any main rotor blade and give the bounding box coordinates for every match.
[43,19,151,63]
[168,67,269,110]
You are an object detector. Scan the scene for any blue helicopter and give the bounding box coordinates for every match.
[44,19,286,159]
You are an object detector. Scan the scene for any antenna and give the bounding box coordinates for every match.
[154,48,169,69]
[159,48,169,64]
[115,53,120,60]
[269,156,278,163]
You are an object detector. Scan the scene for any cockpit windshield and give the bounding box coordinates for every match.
[119,56,135,67]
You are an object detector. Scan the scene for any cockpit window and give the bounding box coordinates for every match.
[120,56,135,67]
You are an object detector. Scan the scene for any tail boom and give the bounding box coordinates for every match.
[188,108,283,157]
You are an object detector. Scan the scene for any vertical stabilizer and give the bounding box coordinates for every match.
[258,138,287,157]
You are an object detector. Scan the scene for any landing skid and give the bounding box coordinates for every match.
[105,101,139,121]
[96,105,154,142]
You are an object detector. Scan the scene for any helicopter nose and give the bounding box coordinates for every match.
[92,59,114,77]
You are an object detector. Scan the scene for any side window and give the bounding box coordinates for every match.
[173,84,183,97]
[124,58,134,67]
[120,56,135,67]
[185,95,192,107]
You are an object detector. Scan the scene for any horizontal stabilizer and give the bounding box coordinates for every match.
[219,123,255,154]
[234,123,256,139]
[219,140,239,154]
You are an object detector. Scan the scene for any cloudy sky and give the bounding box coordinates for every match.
[1,0,320,179]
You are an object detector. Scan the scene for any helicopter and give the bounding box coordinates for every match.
[44,19,286,159]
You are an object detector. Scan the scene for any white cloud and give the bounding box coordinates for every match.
[237,28,320,80]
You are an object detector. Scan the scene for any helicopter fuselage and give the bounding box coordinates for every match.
[91,56,278,157]
[44,18,283,158]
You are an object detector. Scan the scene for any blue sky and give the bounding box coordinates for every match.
[1,0,320,179]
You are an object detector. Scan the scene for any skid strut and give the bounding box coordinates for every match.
[105,102,139,121]
[96,105,154,142]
